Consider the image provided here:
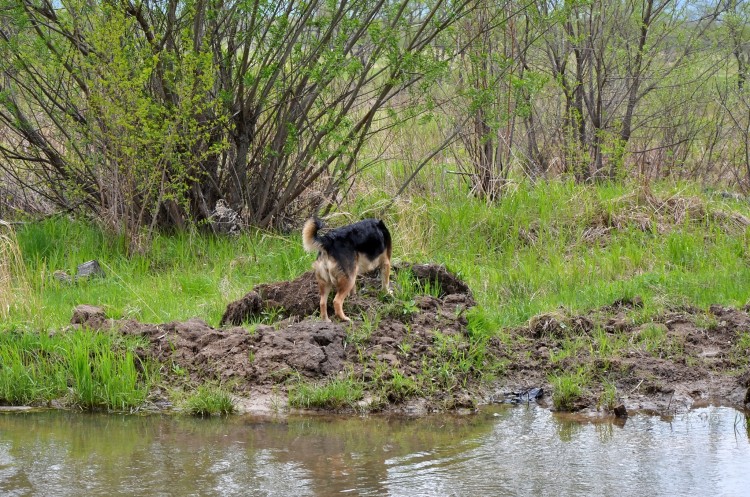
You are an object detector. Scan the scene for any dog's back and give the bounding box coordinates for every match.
[303,218,391,272]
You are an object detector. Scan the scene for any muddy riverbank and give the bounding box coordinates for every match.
[71,264,750,416]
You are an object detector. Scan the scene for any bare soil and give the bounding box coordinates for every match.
[72,264,750,416]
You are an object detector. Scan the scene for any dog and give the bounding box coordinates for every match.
[302,217,392,322]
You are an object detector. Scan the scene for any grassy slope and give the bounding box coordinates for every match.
[4,179,750,331]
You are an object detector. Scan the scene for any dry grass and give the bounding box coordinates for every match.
[0,221,34,320]
[584,184,750,239]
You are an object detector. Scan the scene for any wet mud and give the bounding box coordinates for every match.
[72,264,750,415]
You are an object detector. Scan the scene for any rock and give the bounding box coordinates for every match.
[77,260,105,279]
[614,403,628,418]
[211,199,242,235]
[71,305,108,330]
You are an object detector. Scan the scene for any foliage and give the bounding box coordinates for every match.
[0,0,475,244]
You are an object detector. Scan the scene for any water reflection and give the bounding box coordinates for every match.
[1,406,749,496]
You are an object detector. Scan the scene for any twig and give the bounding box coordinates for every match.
[629,379,644,394]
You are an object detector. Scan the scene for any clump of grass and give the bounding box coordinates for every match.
[550,368,589,411]
[66,334,151,411]
[347,309,381,346]
[182,385,236,416]
[598,380,619,411]
[549,337,588,364]
[731,332,750,367]
[383,370,420,402]
[393,268,442,301]
[288,377,364,409]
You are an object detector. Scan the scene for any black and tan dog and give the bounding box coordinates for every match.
[303,218,392,322]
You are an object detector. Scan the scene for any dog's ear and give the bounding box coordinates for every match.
[313,216,325,230]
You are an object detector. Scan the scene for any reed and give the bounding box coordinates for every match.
[0,221,34,321]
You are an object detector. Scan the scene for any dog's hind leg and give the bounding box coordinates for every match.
[333,273,357,322]
[380,256,392,294]
[318,281,332,321]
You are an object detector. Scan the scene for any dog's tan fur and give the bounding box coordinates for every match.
[303,218,391,322]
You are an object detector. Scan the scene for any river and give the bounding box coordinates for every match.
[1,405,749,496]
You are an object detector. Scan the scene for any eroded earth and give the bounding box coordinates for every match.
[72,264,750,416]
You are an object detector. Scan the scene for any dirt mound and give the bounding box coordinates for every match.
[220,263,474,326]
[73,263,481,411]
[73,313,350,390]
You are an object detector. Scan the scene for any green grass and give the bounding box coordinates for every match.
[0,329,154,410]
[288,377,365,409]
[181,385,236,416]
[6,180,750,333]
[7,219,310,328]
[550,368,590,411]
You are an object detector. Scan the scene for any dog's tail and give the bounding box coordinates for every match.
[302,218,324,253]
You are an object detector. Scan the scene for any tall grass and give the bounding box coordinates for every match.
[0,221,34,320]
[382,180,750,327]
[5,179,750,333]
[7,219,310,329]
[0,329,153,411]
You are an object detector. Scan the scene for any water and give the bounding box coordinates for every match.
[1,406,749,496]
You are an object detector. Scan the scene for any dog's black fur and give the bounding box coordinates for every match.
[303,218,392,322]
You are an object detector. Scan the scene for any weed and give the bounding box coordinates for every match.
[347,310,381,346]
[549,337,587,365]
[288,377,364,409]
[636,323,668,353]
[384,370,419,402]
[182,385,236,416]
[731,332,750,366]
[550,368,589,411]
[598,380,619,411]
